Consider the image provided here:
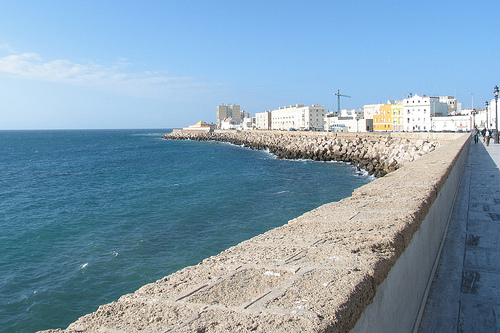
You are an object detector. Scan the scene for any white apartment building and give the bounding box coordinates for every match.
[403,94,449,132]
[241,117,255,130]
[324,113,367,132]
[255,111,272,130]
[432,115,472,132]
[270,104,325,131]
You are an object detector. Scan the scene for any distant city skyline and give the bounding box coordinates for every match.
[0,0,497,129]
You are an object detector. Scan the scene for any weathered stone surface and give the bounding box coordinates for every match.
[40,131,469,333]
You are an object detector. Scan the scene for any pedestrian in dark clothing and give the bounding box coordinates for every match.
[473,126,479,144]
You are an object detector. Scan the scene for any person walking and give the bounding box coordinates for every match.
[482,127,487,142]
[485,128,492,146]
[473,126,479,144]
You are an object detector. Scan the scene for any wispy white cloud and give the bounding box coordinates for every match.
[0,44,16,53]
[0,52,208,98]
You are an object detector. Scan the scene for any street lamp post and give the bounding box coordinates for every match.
[495,85,499,143]
[486,101,489,128]
[471,109,476,130]
[470,93,474,129]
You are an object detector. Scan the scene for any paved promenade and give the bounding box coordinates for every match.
[418,138,500,332]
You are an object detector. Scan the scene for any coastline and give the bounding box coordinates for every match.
[163,130,447,177]
[41,131,468,333]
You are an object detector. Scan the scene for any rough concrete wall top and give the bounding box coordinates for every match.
[219,130,464,143]
[42,133,470,333]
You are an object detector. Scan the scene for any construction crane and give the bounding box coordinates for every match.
[333,89,351,113]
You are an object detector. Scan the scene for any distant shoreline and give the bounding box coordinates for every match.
[163,130,445,177]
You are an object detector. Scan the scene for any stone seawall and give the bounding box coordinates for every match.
[43,132,469,333]
[164,130,454,177]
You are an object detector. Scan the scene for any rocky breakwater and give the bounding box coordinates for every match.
[42,133,470,333]
[163,130,441,177]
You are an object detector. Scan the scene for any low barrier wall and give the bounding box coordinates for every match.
[44,132,470,333]
[351,134,470,332]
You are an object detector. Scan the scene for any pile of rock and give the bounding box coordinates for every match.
[163,131,440,177]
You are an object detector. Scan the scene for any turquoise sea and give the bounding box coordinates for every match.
[0,129,372,332]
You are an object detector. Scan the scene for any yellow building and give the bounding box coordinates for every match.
[391,104,404,132]
[373,103,404,132]
[373,104,392,131]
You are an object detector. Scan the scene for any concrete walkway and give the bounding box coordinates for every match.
[418,138,500,332]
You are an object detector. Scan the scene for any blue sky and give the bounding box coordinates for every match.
[0,0,498,129]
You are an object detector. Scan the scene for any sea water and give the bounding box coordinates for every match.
[0,129,373,332]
